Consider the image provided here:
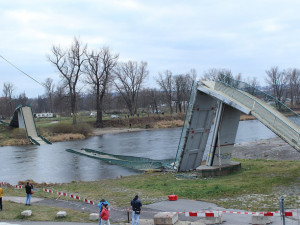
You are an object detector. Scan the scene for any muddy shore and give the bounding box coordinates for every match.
[92,127,148,135]
[233,137,300,161]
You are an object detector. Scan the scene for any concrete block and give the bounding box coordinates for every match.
[153,212,178,225]
[89,213,99,221]
[202,213,223,225]
[251,215,272,225]
[21,210,32,217]
[56,211,67,218]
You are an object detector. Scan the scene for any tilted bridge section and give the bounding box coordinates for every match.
[1,105,51,145]
[175,75,300,172]
[58,75,300,172]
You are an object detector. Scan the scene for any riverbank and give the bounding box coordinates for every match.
[0,114,185,146]
[92,127,148,135]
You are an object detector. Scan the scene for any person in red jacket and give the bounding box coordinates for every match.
[100,204,110,225]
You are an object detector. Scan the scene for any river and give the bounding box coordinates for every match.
[0,119,276,184]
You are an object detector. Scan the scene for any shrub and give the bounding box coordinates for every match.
[49,123,73,134]
[48,122,92,137]
[8,128,27,139]
[73,123,92,137]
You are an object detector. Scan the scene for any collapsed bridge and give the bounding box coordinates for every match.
[175,75,300,173]
[0,104,51,145]
[67,75,300,173]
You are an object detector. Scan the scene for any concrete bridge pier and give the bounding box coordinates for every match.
[196,102,241,176]
[196,101,241,176]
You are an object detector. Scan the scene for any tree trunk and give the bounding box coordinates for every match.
[71,89,77,125]
[169,101,173,114]
[96,87,104,128]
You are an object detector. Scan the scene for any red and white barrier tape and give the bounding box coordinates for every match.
[43,188,53,193]
[84,198,95,205]
[182,210,296,217]
[57,191,68,197]
[70,194,81,200]
[185,212,220,217]
[9,184,296,217]
[220,210,295,217]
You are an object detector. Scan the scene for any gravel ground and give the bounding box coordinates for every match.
[233,137,300,161]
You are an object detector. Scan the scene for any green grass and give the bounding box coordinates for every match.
[0,201,91,222]
[4,159,300,212]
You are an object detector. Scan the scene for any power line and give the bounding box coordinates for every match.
[0,54,46,88]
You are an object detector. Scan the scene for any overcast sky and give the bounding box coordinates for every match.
[1,0,300,97]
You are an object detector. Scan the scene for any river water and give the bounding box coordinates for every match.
[0,119,276,184]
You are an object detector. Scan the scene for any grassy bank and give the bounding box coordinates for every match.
[3,159,300,212]
[0,201,91,222]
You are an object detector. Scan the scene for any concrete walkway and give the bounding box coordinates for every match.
[2,196,299,225]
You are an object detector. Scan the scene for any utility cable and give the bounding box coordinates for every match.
[0,54,46,88]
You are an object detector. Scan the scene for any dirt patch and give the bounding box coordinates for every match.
[233,137,300,161]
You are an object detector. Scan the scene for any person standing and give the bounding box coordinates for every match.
[100,204,110,225]
[131,195,142,225]
[0,186,3,211]
[25,182,33,206]
[98,199,109,225]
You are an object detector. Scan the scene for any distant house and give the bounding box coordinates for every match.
[34,113,55,118]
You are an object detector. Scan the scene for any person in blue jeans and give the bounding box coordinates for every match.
[131,195,142,225]
[25,182,33,206]
[98,199,109,225]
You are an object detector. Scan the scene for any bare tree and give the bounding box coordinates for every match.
[17,92,28,106]
[53,84,67,115]
[202,68,232,81]
[245,77,260,95]
[84,47,119,127]
[246,77,260,87]
[113,61,149,116]
[265,66,286,104]
[3,82,15,118]
[182,72,196,111]
[48,37,87,124]
[43,78,55,113]
[173,75,186,113]
[157,70,174,114]
[202,68,220,81]
[284,68,300,107]
[189,68,198,80]
[140,88,161,114]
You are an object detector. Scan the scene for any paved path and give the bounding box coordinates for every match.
[2,196,299,225]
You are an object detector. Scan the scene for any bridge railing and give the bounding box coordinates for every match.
[216,75,300,148]
[218,74,299,117]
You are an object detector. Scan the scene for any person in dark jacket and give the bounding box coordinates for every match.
[25,182,33,205]
[0,186,3,211]
[131,195,142,225]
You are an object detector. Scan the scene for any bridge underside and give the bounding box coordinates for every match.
[175,80,300,172]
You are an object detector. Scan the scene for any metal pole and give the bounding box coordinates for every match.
[279,197,286,225]
[127,208,130,223]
